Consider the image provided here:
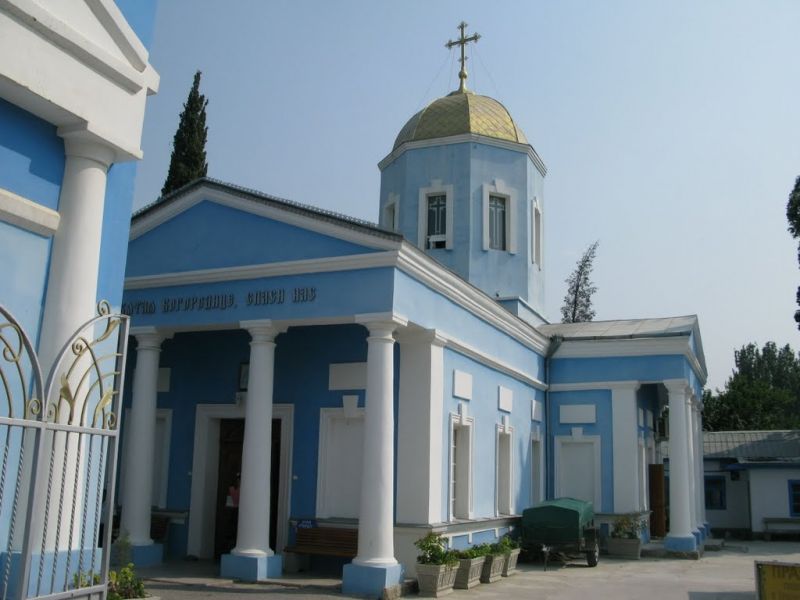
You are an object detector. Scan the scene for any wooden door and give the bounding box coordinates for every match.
[649,463,666,537]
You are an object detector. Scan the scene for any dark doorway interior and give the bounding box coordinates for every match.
[213,418,282,559]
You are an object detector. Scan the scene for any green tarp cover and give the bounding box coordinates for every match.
[522,498,595,546]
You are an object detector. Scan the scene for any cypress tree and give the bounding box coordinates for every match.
[161,70,208,197]
[561,240,600,323]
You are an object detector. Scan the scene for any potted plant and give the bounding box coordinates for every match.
[606,513,645,559]
[479,543,506,584]
[415,533,459,597]
[498,534,521,576]
[453,545,486,589]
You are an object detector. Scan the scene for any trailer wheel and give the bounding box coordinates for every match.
[586,541,599,567]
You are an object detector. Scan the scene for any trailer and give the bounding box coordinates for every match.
[521,498,599,569]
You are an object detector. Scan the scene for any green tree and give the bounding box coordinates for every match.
[786,176,800,328]
[161,70,208,197]
[561,240,599,323]
[703,342,800,431]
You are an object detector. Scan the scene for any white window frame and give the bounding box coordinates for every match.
[532,199,542,267]
[383,193,399,232]
[482,180,517,254]
[449,412,474,521]
[418,182,454,250]
[496,423,514,516]
[531,434,543,506]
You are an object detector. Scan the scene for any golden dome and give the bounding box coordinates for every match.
[393,90,528,151]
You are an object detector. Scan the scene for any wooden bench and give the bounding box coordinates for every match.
[284,527,358,558]
[763,517,800,540]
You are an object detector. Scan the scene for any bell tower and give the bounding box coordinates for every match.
[378,24,548,325]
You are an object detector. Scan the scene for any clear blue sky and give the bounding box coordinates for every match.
[133,0,800,391]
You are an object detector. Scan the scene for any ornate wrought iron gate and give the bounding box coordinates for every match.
[0,302,129,600]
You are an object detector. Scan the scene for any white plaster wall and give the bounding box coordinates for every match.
[749,468,800,532]
[703,463,750,530]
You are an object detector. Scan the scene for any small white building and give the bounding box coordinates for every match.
[688,431,800,538]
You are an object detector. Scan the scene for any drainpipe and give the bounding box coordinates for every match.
[544,335,563,501]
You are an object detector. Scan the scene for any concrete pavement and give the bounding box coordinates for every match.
[141,541,800,600]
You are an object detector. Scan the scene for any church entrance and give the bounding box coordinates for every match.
[213,418,282,559]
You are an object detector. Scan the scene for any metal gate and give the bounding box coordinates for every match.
[0,302,129,600]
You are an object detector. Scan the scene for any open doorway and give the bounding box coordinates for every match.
[213,418,282,559]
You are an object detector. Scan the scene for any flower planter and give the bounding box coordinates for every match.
[479,553,505,584]
[606,538,641,559]
[502,547,521,576]
[416,563,458,597]
[454,556,485,589]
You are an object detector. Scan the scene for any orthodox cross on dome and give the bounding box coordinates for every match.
[446,21,480,93]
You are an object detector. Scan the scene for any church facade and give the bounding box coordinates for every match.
[118,30,709,598]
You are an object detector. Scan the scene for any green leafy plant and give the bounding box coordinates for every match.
[610,513,645,540]
[414,533,458,566]
[457,545,486,559]
[496,534,520,554]
[108,563,146,600]
[72,571,100,589]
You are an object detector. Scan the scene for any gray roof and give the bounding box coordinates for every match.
[538,315,698,339]
[132,177,403,242]
[702,430,800,459]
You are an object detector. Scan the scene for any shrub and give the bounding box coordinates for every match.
[610,513,645,540]
[108,563,146,600]
[414,533,458,566]
[497,534,520,554]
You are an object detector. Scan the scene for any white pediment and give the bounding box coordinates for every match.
[0,0,159,160]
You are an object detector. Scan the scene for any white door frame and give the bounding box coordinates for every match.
[316,407,365,518]
[554,434,602,509]
[186,402,293,558]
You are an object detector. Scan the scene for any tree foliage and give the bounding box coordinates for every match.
[561,240,599,323]
[161,70,208,197]
[703,341,800,431]
[786,176,800,328]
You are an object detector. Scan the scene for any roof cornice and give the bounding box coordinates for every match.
[378,133,547,177]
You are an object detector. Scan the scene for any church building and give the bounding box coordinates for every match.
[117,25,709,598]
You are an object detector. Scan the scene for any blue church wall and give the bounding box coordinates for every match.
[0,221,50,343]
[550,354,688,385]
[467,143,534,303]
[548,389,614,513]
[121,266,395,329]
[637,384,660,437]
[380,145,472,279]
[98,163,138,310]
[121,323,374,558]
[442,348,540,520]
[393,270,545,383]
[127,200,380,278]
[380,142,545,313]
[0,99,64,338]
[0,98,64,211]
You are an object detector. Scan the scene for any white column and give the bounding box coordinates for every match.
[396,330,445,525]
[665,381,693,538]
[692,402,705,532]
[685,394,697,533]
[232,321,277,557]
[697,400,711,537]
[37,137,115,372]
[353,321,398,567]
[120,329,163,546]
[611,383,641,513]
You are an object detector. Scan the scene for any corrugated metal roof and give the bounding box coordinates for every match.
[538,316,698,339]
[662,431,800,460]
[702,430,800,459]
